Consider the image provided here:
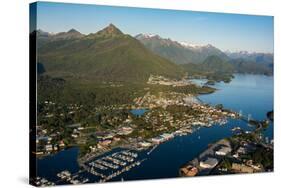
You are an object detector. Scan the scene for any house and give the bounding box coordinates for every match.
[53,146,58,151]
[59,140,65,148]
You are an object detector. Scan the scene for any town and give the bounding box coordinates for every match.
[147,74,191,87]
[35,88,239,158]
[34,76,268,186]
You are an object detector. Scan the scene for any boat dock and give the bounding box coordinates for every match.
[82,149,145,182]
[147,144,158,155]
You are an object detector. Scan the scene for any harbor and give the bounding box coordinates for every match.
[34,74,273,185]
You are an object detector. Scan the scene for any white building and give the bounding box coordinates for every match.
[161,133,174,140]
[215,146,232,156]
[139,142,152,147]
[45,144,53,152]
[151,137,165,144]
[200,158,218,169]
[117,127,133,135]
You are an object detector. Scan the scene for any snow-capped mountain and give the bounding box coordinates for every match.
[135,33,160,40]
[179,42,217,52]
[179,41,206,48]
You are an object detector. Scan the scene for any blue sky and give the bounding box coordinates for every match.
[34,2,273,53]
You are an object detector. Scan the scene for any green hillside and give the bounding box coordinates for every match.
[38,24,184,83]
[201,55,234,73]
[181,55,234,83]
[229,58,273,75]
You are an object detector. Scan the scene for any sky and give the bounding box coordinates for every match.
[33,2,274,53]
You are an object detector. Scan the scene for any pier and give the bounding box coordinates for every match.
[147,144,158,155]
[81,149,146,182]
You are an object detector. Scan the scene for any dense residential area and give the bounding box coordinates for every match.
[35,83,239,157]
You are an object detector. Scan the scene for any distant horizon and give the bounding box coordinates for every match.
[33,2,274,53]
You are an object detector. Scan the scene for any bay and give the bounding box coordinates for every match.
[37,74,273,182]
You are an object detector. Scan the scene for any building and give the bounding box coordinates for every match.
[117,127,133,135]
[99,139,112,146]
[103,133,115,139]
[232,163,254,173]
[237,147,247,154]
[151,136,165,144]
[160,133,174,140]
[45,144,53,152]
[113,137,121,142]
[59,140,65,148]
[215,146,232,156]
[179,165,198,177]
[77,127,84,130]
[199,157,218,169]
[33,151,44,155]
[139,142,152,147]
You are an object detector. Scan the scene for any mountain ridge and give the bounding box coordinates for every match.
[35,28,273,78]
[135,33,229,64]
[37,24,184,83]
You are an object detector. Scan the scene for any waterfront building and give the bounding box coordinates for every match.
[151,136,165,144]
[179,165,198,177]
[215,146,232,156]
[199,158,218,169]
[160,133,174,140]
[59,140,65,148]
[45,144,53,152]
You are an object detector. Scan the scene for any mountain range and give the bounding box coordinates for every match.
[35,24,273,84]
[36,24,184,82]
[135,33,273,75]
[225,50,273,65]
[135,34,229,64]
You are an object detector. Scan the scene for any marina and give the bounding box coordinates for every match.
[83,150,147,182]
